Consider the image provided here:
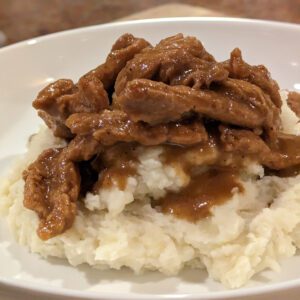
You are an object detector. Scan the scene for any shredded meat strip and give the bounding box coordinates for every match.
[23,148,80,240]
[223,48,282,108]
[116,78,280,133]
[220,126,300,169]
[66,110,208,146]
[65,135,102,161]
[34,34,150,138]
[82,33,150,91]
[114,34,228,96]
[34,78,109,138]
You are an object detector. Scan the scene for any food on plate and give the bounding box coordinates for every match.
[1,33,300,288]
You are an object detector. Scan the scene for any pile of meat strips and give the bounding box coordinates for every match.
[23,34,300,240]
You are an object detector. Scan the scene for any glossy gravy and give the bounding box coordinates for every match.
[98,143,138,190]
[158,168,244,222]
[98,141,244,220]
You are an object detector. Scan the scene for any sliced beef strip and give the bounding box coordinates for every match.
[223,48,282,108]
[22,134,102,240]
[156,33,214,60]
[65,135,102,161]
[33,78,109,139]
[33,34,150,139]
[219,126,300,169]
[23,148,80,240]
[65,110,208,146]
[116,79,279,134]
[166,120,209,145]
[287,91,300,118]
[33,79,76,139]
[159,55,228,89]
[214,78,281,144]
[82,33,151,91]
[112,33,145,51]
[114,34,227,96]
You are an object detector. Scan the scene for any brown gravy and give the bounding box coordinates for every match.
[158,168,244,222]
[97,143,138,191]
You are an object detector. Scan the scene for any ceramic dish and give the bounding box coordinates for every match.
[0,17,300,300]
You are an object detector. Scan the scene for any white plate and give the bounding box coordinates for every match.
[1,17,300,300]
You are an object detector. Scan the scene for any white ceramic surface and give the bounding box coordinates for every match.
[1,17,300,300]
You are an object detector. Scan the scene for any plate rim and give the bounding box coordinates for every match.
[1,16,300,55]
[1,16,300,299]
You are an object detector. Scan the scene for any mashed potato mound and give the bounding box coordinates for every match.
[1,92,300,288]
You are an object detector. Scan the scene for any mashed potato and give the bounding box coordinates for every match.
[1,92,300,288]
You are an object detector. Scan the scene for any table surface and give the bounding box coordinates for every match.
[0,0,300,46]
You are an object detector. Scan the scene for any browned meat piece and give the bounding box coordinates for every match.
[224,48,282,108]
[287,91,300,118]
[34,79,76,138]
[112,33,145,51]
[220,126,270,155]
[168,63,228,89]
[67,111,168,145]
[220,126,300,169]
[166,121,208,145]
[116,79,279,135]
[84,33,151,91]
[65,135,102,161]
[38,110,72,139]
[94,118,208,146]
[34,34,149,138]
[114,34,227,96]
[23,148,80,240]
[65,110,208,146]
[33,78,109,138]
[215,78,281,144]
[156,33,214,61]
